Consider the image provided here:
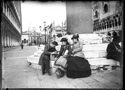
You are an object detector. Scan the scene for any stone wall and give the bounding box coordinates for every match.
[66,2,93,34]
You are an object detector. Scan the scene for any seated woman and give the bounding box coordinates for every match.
[54,38,72,78]
[66,34,91,78]
[106,35,122,66]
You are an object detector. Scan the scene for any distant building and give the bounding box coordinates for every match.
[1,1,22,47]
[52,25,67,37]
[55,26,63,35]
[66,2,93,34]
[92,1,123,36]
[22,31,46,45]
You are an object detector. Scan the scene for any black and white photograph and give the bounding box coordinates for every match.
[1,0,123,89]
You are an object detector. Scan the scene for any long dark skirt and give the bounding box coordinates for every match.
[38,53,44,65]
[107,52,122,62]
[66,56,91,78]
[38,53,51,74]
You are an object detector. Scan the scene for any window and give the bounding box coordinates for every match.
[103,4,108,13]
[112,20,115,27]
[7,7,9,17]
[100,23,102,30]
[93,24,95,31]
[95,11,98,18]
[3,2,4,13]
[94,23,97,31]
[118,16,121,26]
[109,20,112,28]
[102,23,105,29]
[115,19,117,27]
[105,22,107,29]
[106,21,108,28]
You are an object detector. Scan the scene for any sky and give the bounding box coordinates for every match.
[21,1,66,33]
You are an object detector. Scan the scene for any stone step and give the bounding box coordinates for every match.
[28,57,120,72]
[84,50,106,59]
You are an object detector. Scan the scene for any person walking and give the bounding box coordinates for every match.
[21,42,24,49]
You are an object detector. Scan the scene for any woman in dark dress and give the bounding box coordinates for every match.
[106,36,122,63]
[66,34,91,78]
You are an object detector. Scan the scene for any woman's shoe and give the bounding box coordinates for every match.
[48,69,52,76]
[42,72,46,75]
[56,68,65,78]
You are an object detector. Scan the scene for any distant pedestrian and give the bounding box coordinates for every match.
[21,43,24,49]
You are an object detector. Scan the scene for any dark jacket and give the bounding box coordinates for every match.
[56,45,72,58]
[106,42,121,61]
[38,44,56,65]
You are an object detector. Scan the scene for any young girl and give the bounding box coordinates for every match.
[54,38,72,78]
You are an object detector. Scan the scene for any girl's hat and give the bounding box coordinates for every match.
[52,41,58,46]
[60,38,68,42]
[71,34,79,40]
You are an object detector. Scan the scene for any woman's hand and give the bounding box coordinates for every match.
[72,50,75,54]
[117,49,121,53]
[51,51,57,54]
[63,55,67,58]
[54,58,58,61]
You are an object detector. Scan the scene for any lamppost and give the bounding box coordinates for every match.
[43,21,46,44]
[39,26,42,46]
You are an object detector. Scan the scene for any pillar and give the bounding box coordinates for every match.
[12,38,14,46]
[3,34,4,47]
[7,34,9,47]
[10,34,11,46]
[12,36,13,46]
[10,35,12,47]
[9,34,11,47]
[2,35,3,47]
[4,34,5,47]
[5,34,7,47]
[8,34,10,47]
[11,35,12,46]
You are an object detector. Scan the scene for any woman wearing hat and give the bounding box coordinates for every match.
[106,35,122,66]
[54,38,72,78]
[66,34,91,78]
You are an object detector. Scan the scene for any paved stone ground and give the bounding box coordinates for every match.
[2,45,122,88]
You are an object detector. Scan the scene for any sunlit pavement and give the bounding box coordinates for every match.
[2,45,122,88]
[2,46,37,88]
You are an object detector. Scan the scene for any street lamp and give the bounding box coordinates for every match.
[43,21,46,44]
[39,26,42,46]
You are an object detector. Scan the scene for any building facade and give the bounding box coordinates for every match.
[54,26,64,35]
[1,1,22,48]
[92,1,123,36]
[66,2,93,34]
[22,31,46,45]
[51,25,67,37]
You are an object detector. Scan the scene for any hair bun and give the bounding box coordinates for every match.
[76,33,79,38]
[71,33,79,40]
